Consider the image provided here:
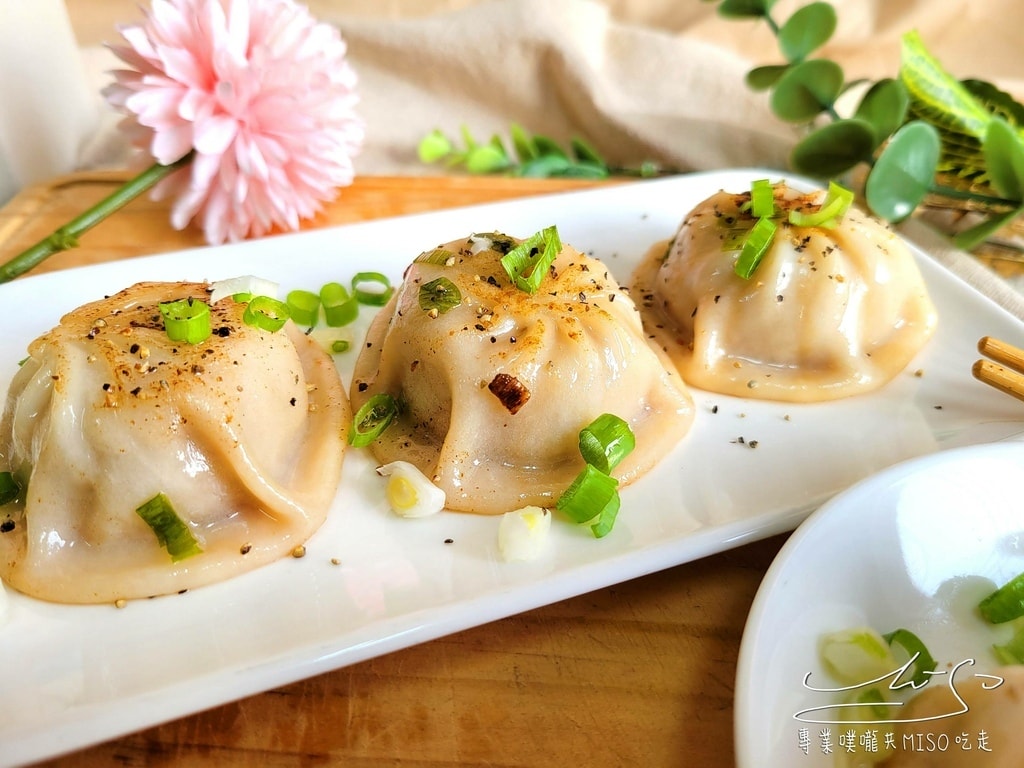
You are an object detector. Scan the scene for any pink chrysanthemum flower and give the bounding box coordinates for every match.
[104,0,363,244]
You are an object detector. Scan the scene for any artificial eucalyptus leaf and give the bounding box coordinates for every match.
[531,135,569,160]
[746,64,789,92]
[519,154,573,177]
[778,2,837,63]
[854,78,909,148]
[459,124,479,150]
[952,206,1024,252]
[417,129,452,163]
[510,123,538,162]
[717,0,776,19]
[790,119,875,177]
[554,161,610,180]
[570,136,605,165]
[982,118,1024,201]
[488,134,509,155]
[770,59,844,123]
[637,160,661,178]
[864,121,941,222]
[465,144,510,174]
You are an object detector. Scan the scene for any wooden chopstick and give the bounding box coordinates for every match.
[973,335,1024,403]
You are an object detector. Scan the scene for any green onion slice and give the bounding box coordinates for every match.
[135,492,203,562]
[749,178,775,218]
[232,292,253,303]
[418,277,463,315]
[734,216,777,280]
[0,471,20,506]
[286,289,321,327]
[159,298,212,345]
[555,464,619,525]
[349,393,399,447]
[993,622,1024,665]
[819,627,898,686]
[978,571,1024,624]
[320,282,359,327]
[415,248,457,266]
[589,490,621,539]
[883,628,937,687]
[850,686,891,720]
[578,414,635,475]
[352,272,394,306]
[788,181,855,228]
[331,339,351,354]
[500,225,561,294]
[243,295,290,332]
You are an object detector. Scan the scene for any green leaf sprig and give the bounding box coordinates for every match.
[709,0,1024,251]
[418,123,665,179]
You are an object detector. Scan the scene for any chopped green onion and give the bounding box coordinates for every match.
[159,298,211,345]
[589,490,621,538]
[320,282,359,327]
[243,295,290,332]
[578,413,635,475]
[352,272,394,306]
[883,628,937,687]
[500,225,561,294]
[555,464,619,524]
[788,181,855,228]
[750,178,775,218]
[992,621,1024,664]
[734,216,777,280]
[349,393,399,447]
[331,339,351,354]
[285,289,321,327]
[415,248,457,266]
[207,275,279,304]
[978,571,1024,624]
[418,277,463,315]
[819,627,898,686]
[0,471,20,505]
[850,686,891,720]
[135,492,203,562]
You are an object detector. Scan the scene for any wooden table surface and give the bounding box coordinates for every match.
[1,172,790,768]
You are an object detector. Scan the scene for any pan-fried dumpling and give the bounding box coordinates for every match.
[632,183,937,401]
[0,281,348,604]
[350,232,694,515]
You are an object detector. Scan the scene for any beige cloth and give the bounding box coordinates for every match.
[71,0,1024,178]
[58,0,1024,313]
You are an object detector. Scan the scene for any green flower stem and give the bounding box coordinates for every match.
[0,152,194,284]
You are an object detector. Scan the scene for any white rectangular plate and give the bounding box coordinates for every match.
[2,170,1023,766]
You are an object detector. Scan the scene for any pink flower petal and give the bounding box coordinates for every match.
[193,114,238,156]
[106,0,363,244]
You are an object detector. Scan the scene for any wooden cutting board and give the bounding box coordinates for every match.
[0,171,787,768]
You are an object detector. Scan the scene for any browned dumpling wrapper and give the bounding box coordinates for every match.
[0,281,349,604]
[351,233,694,515]
[633,183,938,402]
